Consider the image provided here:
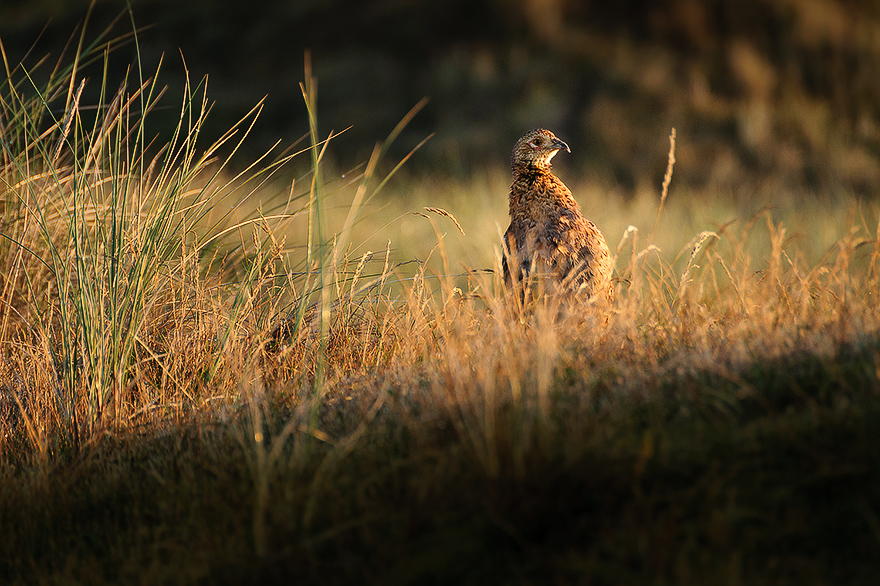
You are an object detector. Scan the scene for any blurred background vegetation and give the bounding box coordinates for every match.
[2,0,879,199]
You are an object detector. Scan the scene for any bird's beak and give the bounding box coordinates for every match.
[553,137,571,153]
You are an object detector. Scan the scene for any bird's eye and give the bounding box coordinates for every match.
[529,138,542,148]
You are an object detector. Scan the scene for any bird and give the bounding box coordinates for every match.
[502,128,613,301]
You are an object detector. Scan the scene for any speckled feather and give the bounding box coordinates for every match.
[502,129,613,300]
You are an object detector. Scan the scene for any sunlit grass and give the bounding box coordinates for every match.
[2,12,880,585]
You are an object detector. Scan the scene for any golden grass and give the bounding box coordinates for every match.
[3,18,880,584]
[3,134,879,453]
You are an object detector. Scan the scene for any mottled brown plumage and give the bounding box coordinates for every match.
[502,129,613,301]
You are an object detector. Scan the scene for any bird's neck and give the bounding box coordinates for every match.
[508,164,576,218]
[511,163,552,181]
[510,165,557,201]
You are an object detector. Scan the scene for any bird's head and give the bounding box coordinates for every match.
[511,129,570,172]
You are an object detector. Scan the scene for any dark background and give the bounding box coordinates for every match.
[2,0,879,197]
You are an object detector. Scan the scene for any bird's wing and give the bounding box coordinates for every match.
[545,208,587,256]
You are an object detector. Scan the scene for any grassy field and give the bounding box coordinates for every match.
[2,23,880,586]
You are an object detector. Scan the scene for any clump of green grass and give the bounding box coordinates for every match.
[2,12,880,585]
[0,10,426,453]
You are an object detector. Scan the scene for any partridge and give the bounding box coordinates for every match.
[502,129,612,301]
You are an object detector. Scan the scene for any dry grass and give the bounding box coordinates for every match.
[2,17,880,586]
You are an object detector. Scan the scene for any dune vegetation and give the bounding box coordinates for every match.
[2,16,880,586]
